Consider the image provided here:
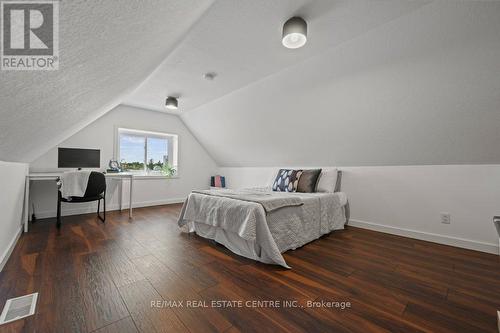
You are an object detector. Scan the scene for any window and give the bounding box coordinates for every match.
[116,128,178,175]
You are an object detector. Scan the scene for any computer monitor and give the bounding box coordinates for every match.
[58,148,100,168]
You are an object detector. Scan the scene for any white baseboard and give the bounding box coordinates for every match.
[0,226,22,272]
[349,218,499,255]
[33,197,186,219]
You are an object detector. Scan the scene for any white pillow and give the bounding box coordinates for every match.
[315,168,338,193]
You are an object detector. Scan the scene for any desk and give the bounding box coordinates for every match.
[23,172,134,232]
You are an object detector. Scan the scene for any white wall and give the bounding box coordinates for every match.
[218,165,500,254]
[0,161,28,270]
[30,104,217,218]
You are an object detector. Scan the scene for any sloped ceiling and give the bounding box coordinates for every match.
[0,0,213,162]
[124,0,427,113]
[177,0,500,166]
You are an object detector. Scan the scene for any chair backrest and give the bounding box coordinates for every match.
[83,172,106,197]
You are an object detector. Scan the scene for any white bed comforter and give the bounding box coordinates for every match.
[178,188,347,268]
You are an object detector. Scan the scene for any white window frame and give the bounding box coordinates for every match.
[115,127,178,175]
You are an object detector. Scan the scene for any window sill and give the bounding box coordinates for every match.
[126,173,179,180]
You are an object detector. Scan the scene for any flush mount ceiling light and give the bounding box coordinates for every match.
[165,96,178,110]
[203,72,217,81]
[282,17,307,49]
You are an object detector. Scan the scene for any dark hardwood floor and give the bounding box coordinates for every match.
[1,204,499,332]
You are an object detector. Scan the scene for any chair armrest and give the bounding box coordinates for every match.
[494,217,500,236]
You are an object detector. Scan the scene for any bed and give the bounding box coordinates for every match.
[178,170,349,268]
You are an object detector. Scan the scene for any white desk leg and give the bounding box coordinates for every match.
[23,176,30,233]
[129,176,134,219]
[119,179,123,211]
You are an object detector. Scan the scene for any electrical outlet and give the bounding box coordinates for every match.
[441,212,451,224]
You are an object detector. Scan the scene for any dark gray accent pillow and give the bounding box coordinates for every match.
[297,169,322,193]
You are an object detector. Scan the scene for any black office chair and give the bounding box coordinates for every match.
[57,171,106,229]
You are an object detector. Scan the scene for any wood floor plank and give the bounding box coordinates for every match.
[77,252,130,332]
[92,317,138,333]
[118,279,188,333]
[403,302,486,333]
[304,297,428,333]
[131,255,232,332]
[199,284,301,333]
[152,249,218,293]
[98,250,146,288]
[118,239,151,260]
[200,262,355,333]
[34,270,89,333]
[131,255,199,300]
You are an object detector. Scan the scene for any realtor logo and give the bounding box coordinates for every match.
[1,0,59,70]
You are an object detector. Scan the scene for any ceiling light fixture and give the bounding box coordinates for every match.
[282,17,307,49]
[203,72,217,81]
[165,96,178,110]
